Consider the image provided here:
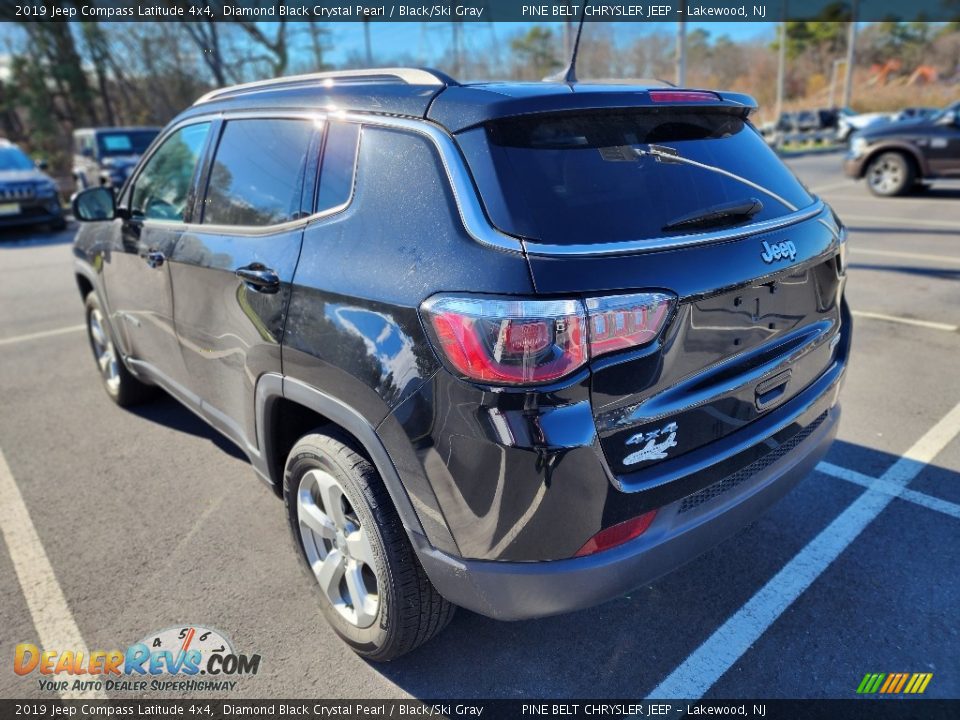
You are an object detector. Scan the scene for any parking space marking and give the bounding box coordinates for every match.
[817,461,960,522]
[851,310,958,333]
[852,247,960,266]
[809,180,856,195]
[647,400,960,700]
[0,447,107,700]
[0,325,85,347]
[841,214,960,230]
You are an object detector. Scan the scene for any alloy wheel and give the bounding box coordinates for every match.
[297,468,380,628]
[89,308,120,394]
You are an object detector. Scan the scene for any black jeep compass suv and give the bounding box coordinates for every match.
[72,68,850,661]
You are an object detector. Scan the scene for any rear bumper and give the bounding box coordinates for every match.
[416,401,839,621]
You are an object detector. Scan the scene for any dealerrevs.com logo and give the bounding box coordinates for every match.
[14,625,261,694]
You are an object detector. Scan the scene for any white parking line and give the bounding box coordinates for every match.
[0,325,85,347]
[841,213,960,230]
[0,447,107,700]
[647,400,960,699]
[852,247,960,266]
[851,310,957,333]
[817,461,960,522]
[809,180,856,195]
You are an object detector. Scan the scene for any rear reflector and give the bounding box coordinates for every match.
[649,90,720,103]
[421,293,675,386]
[575,510,658,557]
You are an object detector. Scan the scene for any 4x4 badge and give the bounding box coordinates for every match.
[623,421,679,466]
[760,239,797,264]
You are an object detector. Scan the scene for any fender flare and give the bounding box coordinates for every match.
[255,373,436,548]
[860,141,930,178]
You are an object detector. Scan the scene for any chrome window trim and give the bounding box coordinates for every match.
[521,199,827,257]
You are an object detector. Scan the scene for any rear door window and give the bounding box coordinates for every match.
[458,109,816,246]
[202,118,316,227]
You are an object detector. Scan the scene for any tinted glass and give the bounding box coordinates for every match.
[459,109,815,246]
[131,123,210,222]
[97,130,158,157]
[0,147,36,171]
[203,119,315,226]
[317,121,360,212]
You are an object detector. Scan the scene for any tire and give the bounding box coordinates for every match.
[284,430,455,661]
[84,292,155,406]
[49,216,67,232]
[866,151,915,197]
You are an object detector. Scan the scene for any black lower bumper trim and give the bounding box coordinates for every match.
[415,403,839,621]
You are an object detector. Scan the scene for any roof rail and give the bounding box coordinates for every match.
[194,67,457,106]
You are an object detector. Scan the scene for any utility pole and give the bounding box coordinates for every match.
[451,22,462,78]
[841,0,858,109]
[675,20,686,86]
[829,58,845,108]
[775,16,787,121]
[363,19,373,66]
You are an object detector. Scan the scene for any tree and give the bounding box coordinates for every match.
[509,26,561,80]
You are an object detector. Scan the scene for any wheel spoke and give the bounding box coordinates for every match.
[344,559,377,626]
[98,352,111,372]
[312,549,345,603]
[298,489,336,540]
[312,470,348,529]
[90,319,107,348]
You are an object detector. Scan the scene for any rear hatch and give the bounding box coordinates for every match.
[455,96,847,483]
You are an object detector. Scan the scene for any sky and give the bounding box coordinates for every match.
[319,21,780,67]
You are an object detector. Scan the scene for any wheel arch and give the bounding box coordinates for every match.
[861,142,928,179]
[254,374,456,554]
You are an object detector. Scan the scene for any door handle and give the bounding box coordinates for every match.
[144,251,165,268]
[235,264,280,294]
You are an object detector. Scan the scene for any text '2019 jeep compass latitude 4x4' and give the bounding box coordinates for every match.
[72,68,851,661]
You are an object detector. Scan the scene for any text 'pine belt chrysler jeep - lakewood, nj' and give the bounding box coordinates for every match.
[72,68,850,661]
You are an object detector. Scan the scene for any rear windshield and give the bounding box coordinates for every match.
[457,109,815,245]
[97,130,158,157]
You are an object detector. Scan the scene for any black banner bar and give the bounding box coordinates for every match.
[1,699,958,720]
[3,0,960,23]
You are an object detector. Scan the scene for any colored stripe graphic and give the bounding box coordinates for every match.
[857,672,932,694]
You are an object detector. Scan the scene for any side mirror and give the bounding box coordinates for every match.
[72,186,116,222]
[36,159,49,171]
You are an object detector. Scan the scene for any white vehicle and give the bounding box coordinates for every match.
[837,109,893,142]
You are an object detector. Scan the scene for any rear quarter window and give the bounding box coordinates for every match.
[458,109,815,246]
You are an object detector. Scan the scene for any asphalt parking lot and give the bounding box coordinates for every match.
[1,153,958,702]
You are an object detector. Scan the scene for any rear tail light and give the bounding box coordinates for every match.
[421,292,675,386]
[649,90,720,103]
[575,510,658,557]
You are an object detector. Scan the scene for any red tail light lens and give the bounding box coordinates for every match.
[421,293,675,386]
[575,510,658,557]
[586,293,674,359]
[649,90,720,103]
[421,296,588,385]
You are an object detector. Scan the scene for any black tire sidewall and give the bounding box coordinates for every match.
[283,437,397,656]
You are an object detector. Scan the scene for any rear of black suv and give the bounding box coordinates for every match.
[394,85,850,619]
[71,74,849,662]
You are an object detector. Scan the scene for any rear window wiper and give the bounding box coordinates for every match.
[662,198,763,232]
[635,144,799,213]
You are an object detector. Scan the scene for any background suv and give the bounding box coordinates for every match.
[0,139,65,231]
[72,68,850,660]
[72,126,160,191]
